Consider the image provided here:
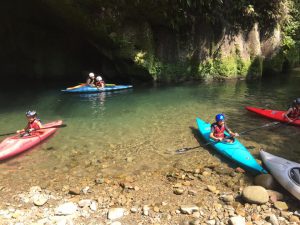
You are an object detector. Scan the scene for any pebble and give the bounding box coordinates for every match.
[180,205,199,215]
[242,186,269,204]
[108,208,125,220]
[55,202,78,215]
[274,201,288,210]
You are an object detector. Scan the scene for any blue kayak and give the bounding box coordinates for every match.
[196,117,267,174]
[61,84,133,93]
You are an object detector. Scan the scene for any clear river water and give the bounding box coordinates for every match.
[0,71,300,189]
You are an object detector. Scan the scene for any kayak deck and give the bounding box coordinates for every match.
[196,117,267,174]
[62,84,133,93]
[0,120,62,160]
[246,106,300,126]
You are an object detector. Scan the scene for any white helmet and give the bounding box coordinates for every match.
[89,72,95,78]
[96,76,102,81]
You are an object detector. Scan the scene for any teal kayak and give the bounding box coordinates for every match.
[61,84,133,93]
[196,117,267,174]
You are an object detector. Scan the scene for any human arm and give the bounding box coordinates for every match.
[225,124,239,137]
[284,108,294,122]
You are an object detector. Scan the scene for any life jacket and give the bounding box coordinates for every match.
[95,81,105,87]
[28,119,41,130]
[212,123,225,138]
[288,107,300,118]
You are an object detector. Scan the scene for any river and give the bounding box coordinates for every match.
[0,71,300,192]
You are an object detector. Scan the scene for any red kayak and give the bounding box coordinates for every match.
[0,120,63,160]
[246,106,300,126]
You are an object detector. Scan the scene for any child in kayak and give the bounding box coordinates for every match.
[95,76,105,88]
[86,72,95,87]
[17,111,42,136]
[210,113,239,143]
[284,98,300,122]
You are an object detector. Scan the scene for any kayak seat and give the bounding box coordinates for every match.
[290,168,300,186]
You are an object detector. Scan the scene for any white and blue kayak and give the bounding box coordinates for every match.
[61,84,133,93]
[196,117,267,174]
[260,150,300,200]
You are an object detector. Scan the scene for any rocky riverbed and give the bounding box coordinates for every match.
[1,147,300,225]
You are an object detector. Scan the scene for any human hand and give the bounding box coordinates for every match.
[28,128,34,132]
[234,133,239,137]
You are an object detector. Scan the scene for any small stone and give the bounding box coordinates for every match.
[274,201,288,211]
[108,208,125,220]
[188,190,197,196]
[78,199,91,208]
[180,205,199,215]
[266,214,279,225]
[229,216,245,225]
[55,202,78,215]
[33,194,48,206]
[130,207,138,213]
[69,188,81,195]
[207,185,217,193]
[289,215,300,223]
[173,188,184,195]
[153,206,160,213]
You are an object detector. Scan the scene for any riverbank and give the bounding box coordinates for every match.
[1,146,300,225]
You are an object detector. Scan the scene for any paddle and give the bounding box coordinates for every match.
[175,121,281,154]
[0,124,67,137]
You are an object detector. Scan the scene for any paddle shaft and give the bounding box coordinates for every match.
[0,124,66,137]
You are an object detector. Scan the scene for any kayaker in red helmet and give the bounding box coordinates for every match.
[210,113,239,143]
[17,111,42,136]
[284,98,300,122]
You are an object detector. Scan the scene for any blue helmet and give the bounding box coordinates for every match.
[26,110,37,117]
[215,113,225,122]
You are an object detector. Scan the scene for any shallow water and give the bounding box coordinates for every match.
[0,72,300,188]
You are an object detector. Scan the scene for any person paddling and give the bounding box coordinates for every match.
[284,98,300,122]
[210,113,239,143]
[17,111,42,136]
[95,75,105,88]
[86,72,96,87]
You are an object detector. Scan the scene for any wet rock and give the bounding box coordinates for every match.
[274,201,288,210]
[254,174,277,189]
[108,208,125,220]
[180,205,199,215]
[55,202,78,215]
[242,186,269,204]
[229,216,245,225]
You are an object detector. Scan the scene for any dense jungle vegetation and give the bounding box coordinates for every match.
[1,0,300,82]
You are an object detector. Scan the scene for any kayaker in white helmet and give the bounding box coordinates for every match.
[17,110,42,136]
[284,98,300,122]
[95,75,105,88]
[86,72,95,86]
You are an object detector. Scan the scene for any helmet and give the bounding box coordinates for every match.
[96,76,102,81]
[294,98,300,105]
[26,110,37,117]
[215,113,225,122]
[89,72,95,78]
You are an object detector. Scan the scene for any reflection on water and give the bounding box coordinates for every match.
[0,73,299,182]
